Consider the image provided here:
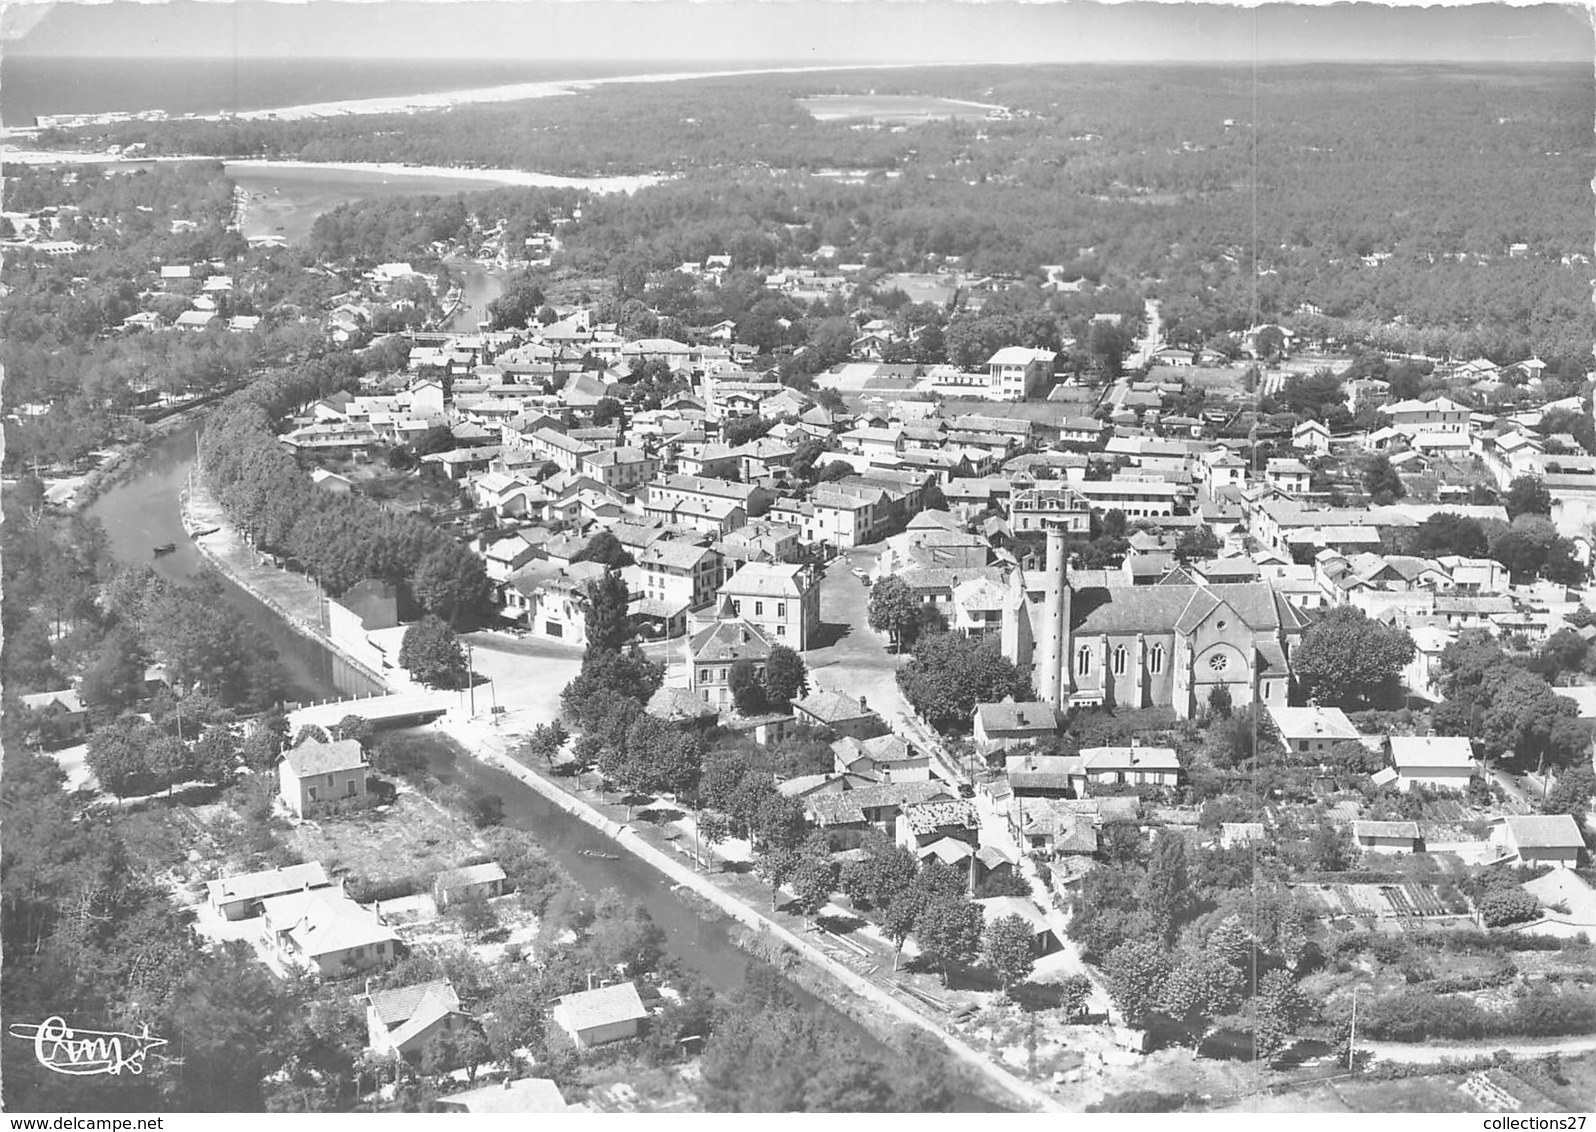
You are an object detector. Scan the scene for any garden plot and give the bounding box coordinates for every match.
[1313,882,1469,921]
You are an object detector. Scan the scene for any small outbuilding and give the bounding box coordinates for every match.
[433,862,508,909]
[551,981,649,1049]
[1353,819,1422,854]
[1493,815,1584,868]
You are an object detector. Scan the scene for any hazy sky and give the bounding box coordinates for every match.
[3,1,1591,63]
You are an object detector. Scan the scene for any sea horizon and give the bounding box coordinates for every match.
[7,54,1582,129]
[1,54,857,126]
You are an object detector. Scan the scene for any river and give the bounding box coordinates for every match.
[445,258,508,333]
[83,419,1005,1109]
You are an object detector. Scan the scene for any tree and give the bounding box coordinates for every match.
[697,810,732,868]
[896,633,1034,732]
[331,714,374,750]
[409,544,492,628]
[838,834,919,909]
[1291,605,1416,708]
[754,847,798,910]
[485,271,545,330]
[1406,512,1489,558]
[763,644,808,707]
[579,570,632,654]
[1504,474,1554,519]
[1361,453,1405,505]
[397,615,467,688]
[573,528,634,569]
[753,792,806,852]
[1489,515,1584,584]
[1136,830,1190,945]
[1473,664,1587,770]
[77,628,149,712]
[1252,969,1310,1062]
[1310,823,1358,871]
[294,724,331,748]
[881,895,922,971]
[85,719,150,800]
[981,914,1037,998]
[727,659,767,716]
[525,721,570,765]
[1159,950,1246,1043]
[1105,938,1172,1029]
[1204,914,1255,969]
[789,852,837,929]
[1538,628,1590,677]
[913,894,983,986]
[866,574,921,650]
[1543,764,1596,817]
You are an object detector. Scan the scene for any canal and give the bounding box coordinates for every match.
[84,421,1007,1109]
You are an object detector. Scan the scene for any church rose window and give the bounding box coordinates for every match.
[1208,653,1229,672]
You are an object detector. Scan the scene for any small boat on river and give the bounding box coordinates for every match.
[152,542,177,556]
[577,849,621,860]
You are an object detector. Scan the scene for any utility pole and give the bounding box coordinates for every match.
[1347,986,1358,1072]
[466,642,476,716]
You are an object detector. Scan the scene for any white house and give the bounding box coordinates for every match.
[278,739,370,818]
[551,982,649,1048]
[1492,815,1583,868]
[365,980,473,1059]
[206,861,332,921]
[1268,705,1363,758]
[1387,735,1476,793]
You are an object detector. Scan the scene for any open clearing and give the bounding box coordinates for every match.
[286,789,486,887]
[798,94,1003,123]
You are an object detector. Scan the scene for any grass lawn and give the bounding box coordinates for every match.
[1216,1075,1479,1112]
[286,789,486,888]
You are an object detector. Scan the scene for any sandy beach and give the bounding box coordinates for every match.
[2,61,949,134]
[225,158,662,194]
[1,150,662,192]
[220,61,946,121]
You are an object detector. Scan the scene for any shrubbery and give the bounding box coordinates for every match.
[1478,888,1542,928]
[1355,988,1596,1041]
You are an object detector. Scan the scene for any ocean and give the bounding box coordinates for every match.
[1,55,805,127]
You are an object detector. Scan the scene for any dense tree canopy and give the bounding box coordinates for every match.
[1290,606,1416,709]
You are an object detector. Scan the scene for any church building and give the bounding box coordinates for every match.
[1016,524,1307,719]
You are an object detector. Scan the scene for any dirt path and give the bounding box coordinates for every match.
[1364,1035,1596,1064]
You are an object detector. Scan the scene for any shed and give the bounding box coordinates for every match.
[1493,815,1584,868]
[206,861,331,921]
[433,862,508,908]
[1352,820,1422,854]
[552,981,649,1048]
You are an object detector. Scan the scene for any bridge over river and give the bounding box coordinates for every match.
[287,690,452,732]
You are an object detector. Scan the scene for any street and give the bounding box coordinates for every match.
[805,546,967,783]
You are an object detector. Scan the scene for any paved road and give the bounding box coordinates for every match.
[1130,297,1163,368]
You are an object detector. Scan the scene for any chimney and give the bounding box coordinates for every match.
[858,695,868,710]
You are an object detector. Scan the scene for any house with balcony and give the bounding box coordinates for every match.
[985,346,1056,401]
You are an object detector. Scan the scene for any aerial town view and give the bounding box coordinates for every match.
[2,0,1593,1118]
